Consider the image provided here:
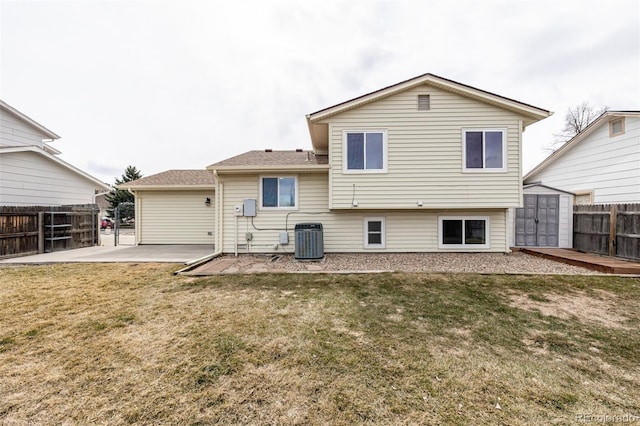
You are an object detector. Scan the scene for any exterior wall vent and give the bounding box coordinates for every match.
[418,94,430,111]
[294,223,324,259]
[265,148,272,152]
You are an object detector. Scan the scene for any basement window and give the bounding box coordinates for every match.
[438,216,489,249]
[364,217,385,249]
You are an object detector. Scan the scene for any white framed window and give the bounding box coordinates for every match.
[343,130,387,173]
[609,118,625,137]
[438,216,489,249]
[364,217,385,249]
[462,129,507,172]
[260,176,298,209]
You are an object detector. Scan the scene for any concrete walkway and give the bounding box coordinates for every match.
[0,244,215,264]
[519,248,640,274]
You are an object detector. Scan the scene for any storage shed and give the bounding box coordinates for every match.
[511,183,574,248]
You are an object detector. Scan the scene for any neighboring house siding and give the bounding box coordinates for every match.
[0,109,47,148]
[137,190,215,244]
[527,116,640,203]
[318,85,524,209]
[0,151,98,206]
[220,173,509,253]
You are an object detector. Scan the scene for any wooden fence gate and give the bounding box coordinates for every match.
[573,203,640,261]
[0,205,100,258]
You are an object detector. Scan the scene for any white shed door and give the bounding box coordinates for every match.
[139,190,215,244]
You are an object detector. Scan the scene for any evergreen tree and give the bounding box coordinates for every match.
[105,165,142,219]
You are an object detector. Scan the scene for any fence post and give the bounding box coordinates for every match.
[92,208,96,247]
[609,204,617,257]
[37,212,45,254]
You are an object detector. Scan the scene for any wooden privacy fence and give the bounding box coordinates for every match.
[0,205,100,258]
[574,203,640,261]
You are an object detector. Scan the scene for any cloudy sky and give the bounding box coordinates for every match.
[2,0,639,185]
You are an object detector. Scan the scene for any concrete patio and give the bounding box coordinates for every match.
[0,244,215,264]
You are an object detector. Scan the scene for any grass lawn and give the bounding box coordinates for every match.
[0,264,638,425]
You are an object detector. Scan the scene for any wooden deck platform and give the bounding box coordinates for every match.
[518,248,640,274]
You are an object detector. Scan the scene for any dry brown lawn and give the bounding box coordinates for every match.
[0,263,638,425]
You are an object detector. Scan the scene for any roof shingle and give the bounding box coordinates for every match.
[208,150,328,168]
[123,169,214,187]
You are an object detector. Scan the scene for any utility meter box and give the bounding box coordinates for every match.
[243,198,256,217]
[279,232,289,245]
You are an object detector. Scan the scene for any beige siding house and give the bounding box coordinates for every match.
[120,170,215,245]
[0,100,109,206]
[207,73,551,254]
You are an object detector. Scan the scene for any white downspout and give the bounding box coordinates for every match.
[234,215,238,256]
[127,188,139,244]
[213,170,224,256]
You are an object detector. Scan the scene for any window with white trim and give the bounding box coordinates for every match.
[260,176,297,209]
[463,129,506,171]
[344,130,387,172]
[364,217,385,248]
[438,216,489,249]
[609,118,625,137]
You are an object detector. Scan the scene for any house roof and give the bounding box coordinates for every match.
[0,100,61,140]
[94,193,111,210]
[306,73,552,151]
[119,169,215,190]
[0,145,110,190]
[524,110,640,182]
[207,150,329,173]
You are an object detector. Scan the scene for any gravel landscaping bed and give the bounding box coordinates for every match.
[199,252,597,275]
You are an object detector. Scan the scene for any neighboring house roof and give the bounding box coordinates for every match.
[0,145,110,190]
[306,73,552,150]
[119,169,215,190]
[94,192,111,209]
[43,143,61,155]
[524,110,640,182]
[0,100,61,140]
[207,150,330,173]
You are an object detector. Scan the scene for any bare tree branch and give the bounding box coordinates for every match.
[546,102,607,152]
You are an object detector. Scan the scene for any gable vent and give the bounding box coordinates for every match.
[417,94,430,111]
